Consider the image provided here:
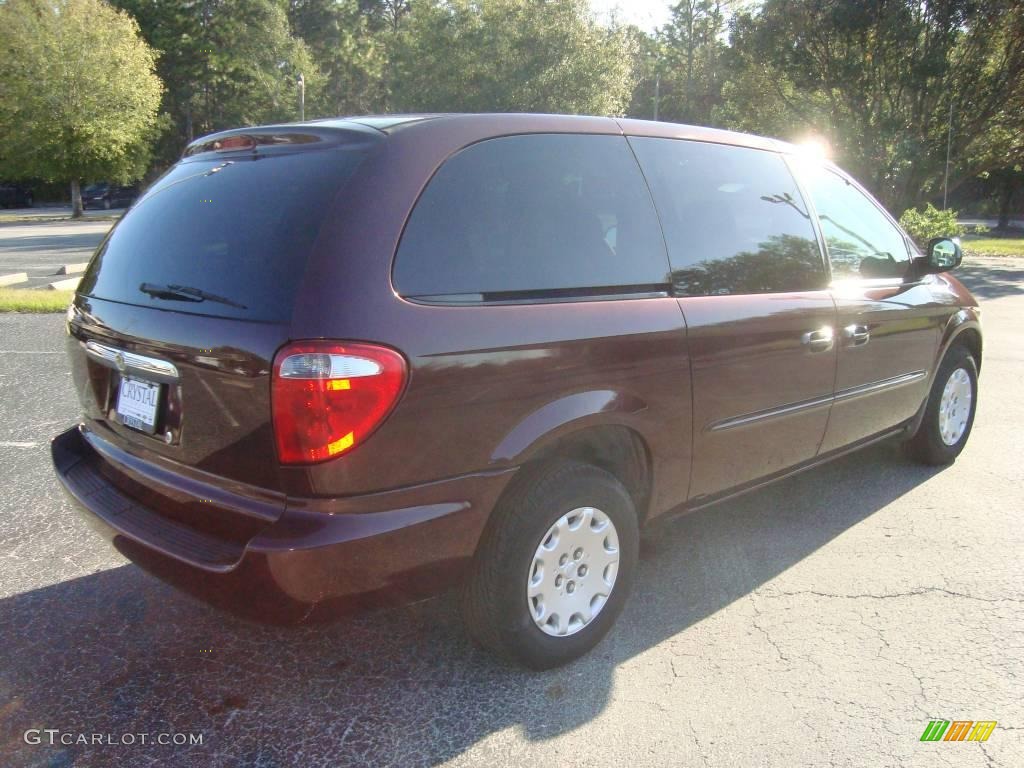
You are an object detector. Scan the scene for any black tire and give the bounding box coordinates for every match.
[906,344,978,465]
[461,460,639,669]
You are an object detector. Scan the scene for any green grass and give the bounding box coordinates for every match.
[963,237,1024,258]
[0,288,74,313]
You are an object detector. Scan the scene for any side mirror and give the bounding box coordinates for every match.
[924,237,962,273]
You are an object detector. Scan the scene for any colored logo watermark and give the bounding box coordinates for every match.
[920,720,996,742]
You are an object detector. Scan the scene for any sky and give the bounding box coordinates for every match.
[588,0,673,32]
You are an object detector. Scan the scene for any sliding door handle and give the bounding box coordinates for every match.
[843,324,871,346]
[801,326,834,353]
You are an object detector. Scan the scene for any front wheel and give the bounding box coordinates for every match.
[461,460,639,669]
[907,344,978,465]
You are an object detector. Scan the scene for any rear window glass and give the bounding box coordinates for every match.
[79,146,370,322]
[630,137,826,296]
[393,134,669,300]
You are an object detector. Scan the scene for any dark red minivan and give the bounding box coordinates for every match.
[52,114,981,668]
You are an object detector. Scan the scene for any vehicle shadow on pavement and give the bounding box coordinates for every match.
[0,440,943,767]
[955,261,1024,300]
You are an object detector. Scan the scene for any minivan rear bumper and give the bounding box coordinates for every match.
[52,426,513,620]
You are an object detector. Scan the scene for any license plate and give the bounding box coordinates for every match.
[116,377,161,434]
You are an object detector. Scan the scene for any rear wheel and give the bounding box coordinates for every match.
[461,460,639,669]
[907,344,978,465]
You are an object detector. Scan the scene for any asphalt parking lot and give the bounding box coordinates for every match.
[1,258,1022,768]
[0,215,113,289]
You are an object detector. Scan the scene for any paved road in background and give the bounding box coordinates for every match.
[0,218,113,289]
[0,259,1022,767]
[0,205,121,222]
[959,218,1024,230]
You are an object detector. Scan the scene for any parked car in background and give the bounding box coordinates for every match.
[0,182,34,208]
[53,114,981,669]
[81,182,139,210]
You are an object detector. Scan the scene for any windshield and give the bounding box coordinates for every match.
[78,144,372,322]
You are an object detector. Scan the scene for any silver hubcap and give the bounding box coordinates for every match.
[938,367,972,446]
[527,507,620,637]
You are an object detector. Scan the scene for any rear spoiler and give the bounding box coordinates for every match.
[183,123,382,159]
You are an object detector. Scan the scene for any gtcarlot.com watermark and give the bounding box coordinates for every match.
[24,729,203,747]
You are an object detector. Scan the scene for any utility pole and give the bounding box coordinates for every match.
[297,73,305,122]
[653,73,660,122]
[943,99,953,210]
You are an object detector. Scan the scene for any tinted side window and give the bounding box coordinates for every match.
[393,134,669,298]
[798,164,909,280]
[629,137,825,296]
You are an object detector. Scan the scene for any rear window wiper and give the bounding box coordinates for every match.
[139,282,247,309]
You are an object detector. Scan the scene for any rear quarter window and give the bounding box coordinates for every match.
[393,134,670,300]
[79,144,372,322]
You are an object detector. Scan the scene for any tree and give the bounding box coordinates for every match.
[991,166,1024,230]
[956,66,1024,228]
[358,0,411,32]
[112,0,320,167]
[624,24,665,120]
[656,0,728,125]
[715,0,1024,212]
[288,0,388,116]
[0,0,163,217]
[389,0,636,115]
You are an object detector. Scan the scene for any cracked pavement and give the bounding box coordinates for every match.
[1,258,1022,767]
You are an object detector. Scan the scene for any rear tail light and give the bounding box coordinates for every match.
[272,341,406,464]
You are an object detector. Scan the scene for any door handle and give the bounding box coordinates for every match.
[843,324,871,346]
[801,326,834,353]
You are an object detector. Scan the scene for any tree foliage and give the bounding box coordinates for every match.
[0,0,163,199]
[388,0,636,115]
[107,0,637,167]
[899,203,965,247]
[655,1,728,124]
[288,0,386,116]
[111,0,320,166]
[3,0,1020,219]
[358,0,411,32]
[712,0,1024,210]
[624,24,664,120]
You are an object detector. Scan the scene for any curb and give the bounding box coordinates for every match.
[47,277,81,291]
[57,263,89,275]
[0,272,29,287]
